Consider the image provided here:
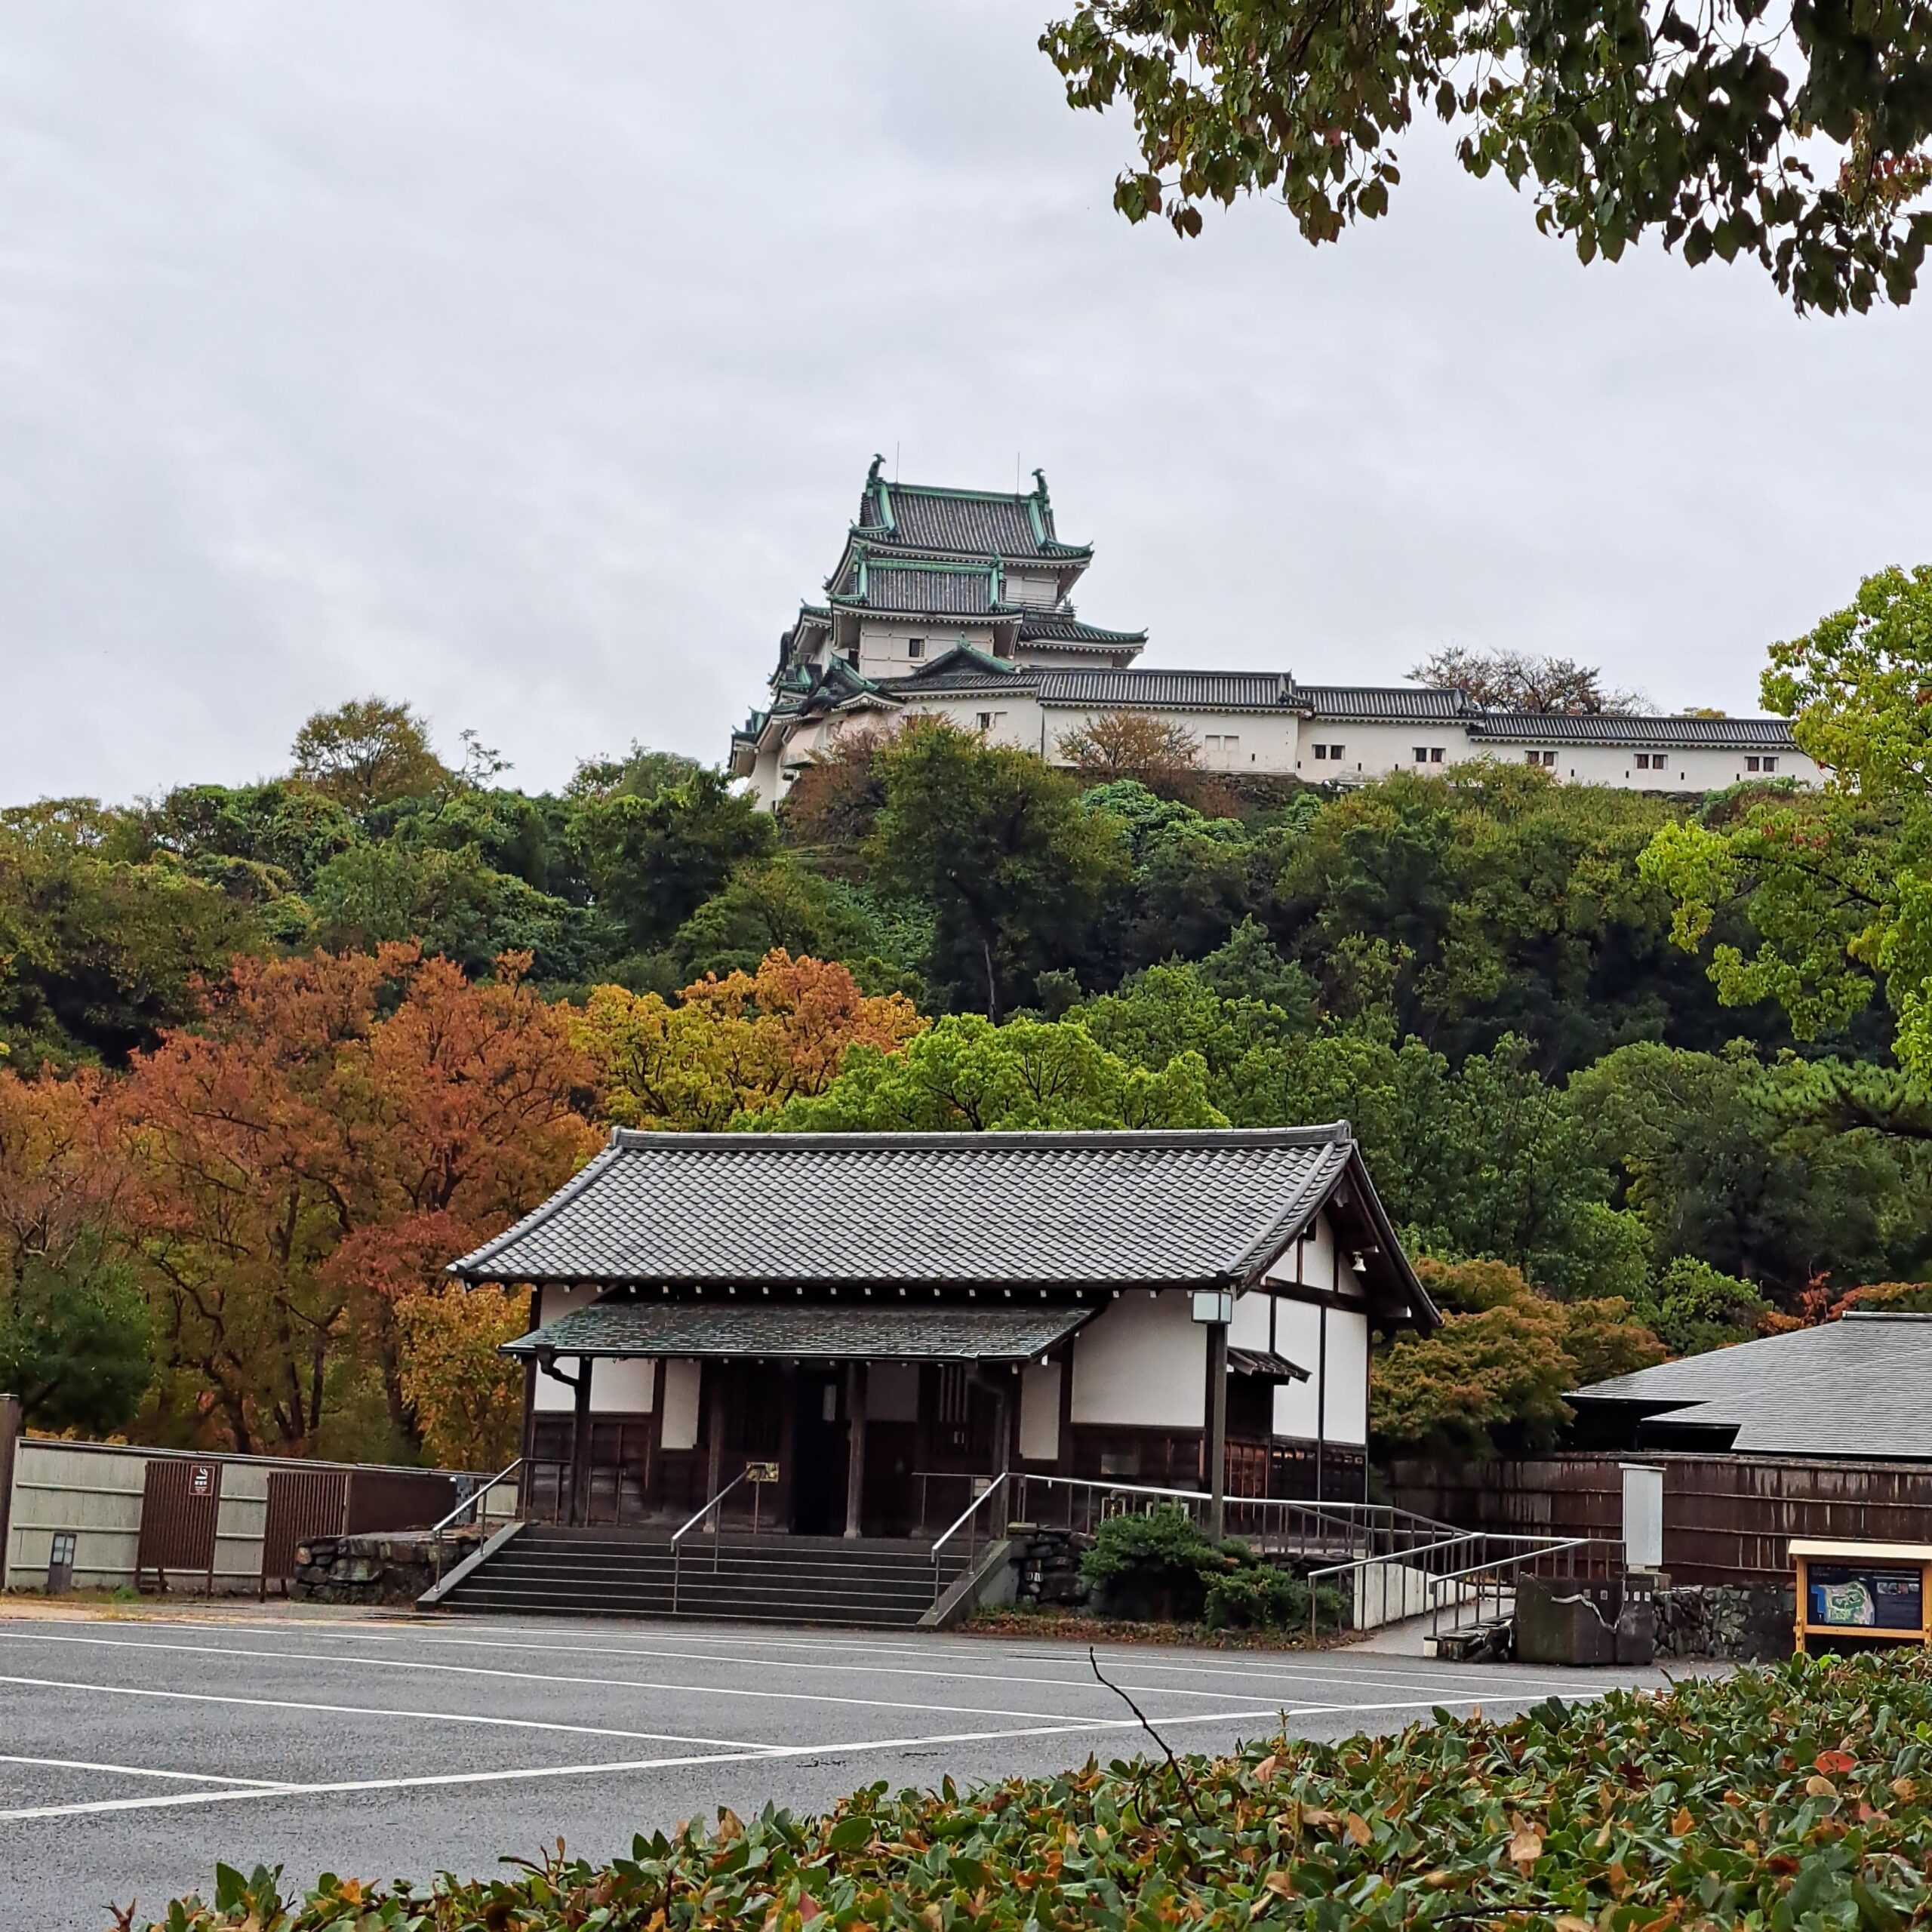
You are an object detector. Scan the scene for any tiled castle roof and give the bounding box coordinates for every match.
[1469,712,1799,748]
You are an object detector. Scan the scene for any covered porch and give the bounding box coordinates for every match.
[505,1297,1095,1537]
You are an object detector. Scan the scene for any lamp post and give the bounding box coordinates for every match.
[1192,1288,1234,1541]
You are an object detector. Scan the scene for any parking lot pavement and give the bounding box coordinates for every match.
[0,1609,1692,1932]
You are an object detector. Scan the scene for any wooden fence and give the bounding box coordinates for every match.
[1387,1451,1932,1587]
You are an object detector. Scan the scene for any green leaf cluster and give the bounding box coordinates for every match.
[1041,0,1932,313]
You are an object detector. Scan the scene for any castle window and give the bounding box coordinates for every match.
[1312,743,1327,761]
[908,638,924,659]
[1764,756,1778,772]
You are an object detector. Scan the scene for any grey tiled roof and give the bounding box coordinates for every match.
[504,1299,1093,1362]
[1035,669,1296,711]
[1018,612,1148,647]
[1299,685,1473,722]
[450,1128,1430,1322]
[832,567,1001,617]
[1469,712,1799,748]
[877,660,1035,697]
[872,487,1058,558]
[1570,1313,1932,1459]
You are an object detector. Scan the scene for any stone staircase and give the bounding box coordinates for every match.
[426,1526,978,1628]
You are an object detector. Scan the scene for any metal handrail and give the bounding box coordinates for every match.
[1422,1534,1615,1639]
[428,1457,524,1583]
[1005,1472,1458,1564]
[930,1472,1009,1600]
[671,1469,753,1613]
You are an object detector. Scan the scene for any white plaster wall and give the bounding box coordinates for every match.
[1271,1300,1324,1439]
[1020,1360,1063,1462]
[1041,707,1300,775]
[528,1287,657,1414]
[1229,1287,1273,1350]
[1265,1210,1340,1294]
[660,1360,703,1451]
[1323,1306,1371,1446]
[1070,1292,1206,1429]
[869,1362,920,1423]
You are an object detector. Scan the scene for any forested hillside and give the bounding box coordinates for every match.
[8,571,1932,1468]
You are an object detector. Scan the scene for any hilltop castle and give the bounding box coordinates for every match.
[729,459,1813,804]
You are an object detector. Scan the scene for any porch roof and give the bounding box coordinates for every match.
[502,1296,1094,1364]
[1227,1346,1309,1383]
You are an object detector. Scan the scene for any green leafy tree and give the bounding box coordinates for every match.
[289,698,451,811]
[0,1238,151,1432]
[0,804,266,1067]
[1638,1256,1770,1355]
[869,724,1128,1018]
[306,843,609,983]
[1042,0,1932,313]
[761,1012,1224,1131]
[1646,565,1932,1078]
[573,768,774,956]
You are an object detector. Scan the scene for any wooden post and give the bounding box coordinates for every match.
[703,1364,723,1519]
[569,1357,595,1527]
[0,1392,20,1591]
[843,1362,868,1540]
[1207,1322,1229,1542]
[1055,1338,1076,1477]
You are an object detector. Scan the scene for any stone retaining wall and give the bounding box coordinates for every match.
[1007,1525,1093,1608]
[291,1528,477,1605]
[1654,1581,1795,1661]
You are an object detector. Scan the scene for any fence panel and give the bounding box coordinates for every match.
[261,1469,349,1593]
[134,1459,223,1591]
[1387,1451,1932,1587]
[345,1467,460,1534]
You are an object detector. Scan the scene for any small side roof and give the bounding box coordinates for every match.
[1568,1312,1932,1460]
[450,1126,1435,1327]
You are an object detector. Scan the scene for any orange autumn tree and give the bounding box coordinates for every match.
[119,945,596,1458]
[576,948,926,1131]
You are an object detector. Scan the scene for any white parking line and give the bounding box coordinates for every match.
[0,1629,1145,1726]
[0,1675,777,1754]
[1,1693,1438,1824]
[0,1620,1593,1716]
[0,1755,294,1790]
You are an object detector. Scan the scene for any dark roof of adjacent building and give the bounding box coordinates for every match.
[506,1300,1093,1364]
[1300,685,1475,723]
[450,1126,1436,1326]
[1568,1313,1932,1459]
[1469,712,1799,748]
[1035,669,1297,711]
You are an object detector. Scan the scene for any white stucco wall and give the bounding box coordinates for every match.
[660,1360,703,1451]
[1070,1291,1206,1429]
[529,1286,657,1414]
[1267,1300,1370,1444]
[1020,1360,1063,1461]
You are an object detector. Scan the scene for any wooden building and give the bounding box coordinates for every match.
[447,1126,1438,1536]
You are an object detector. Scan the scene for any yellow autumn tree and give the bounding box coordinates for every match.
[576,949,927,1130]
[395,1284,528,1469]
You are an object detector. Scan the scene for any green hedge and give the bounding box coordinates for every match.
[129,1653,1932,1930]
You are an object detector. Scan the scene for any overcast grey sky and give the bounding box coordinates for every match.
[5,2,1928,804]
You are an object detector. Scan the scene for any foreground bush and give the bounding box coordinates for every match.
[121,1651,1932,1930]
